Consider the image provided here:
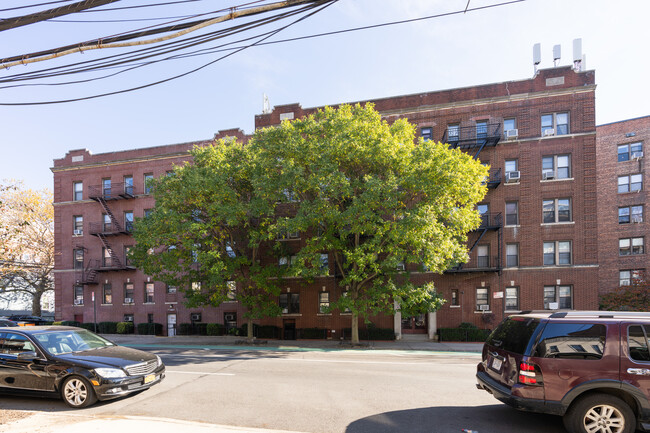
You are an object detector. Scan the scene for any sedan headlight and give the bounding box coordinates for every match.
[156,355,163,367]
[94,368,127,379]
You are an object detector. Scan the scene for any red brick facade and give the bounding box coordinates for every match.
[53,66,601,338]
[596,116,649,296]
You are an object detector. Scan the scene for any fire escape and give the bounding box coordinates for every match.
[443,121,503,274]
[79,181,136,285]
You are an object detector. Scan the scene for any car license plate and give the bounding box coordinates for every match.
[143,374,155,384]
[491,357,502,371]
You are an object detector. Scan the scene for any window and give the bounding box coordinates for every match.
[103,283,112,304]
[504,118,516,132]
[421,127,432,141]
[320,253,329,275]
[629,325,650,362]
[505,201,519,226]
[124,175,134,195]
[534,323,605,359]
[619,205,644,224]
[543,241,572,265]
[543,285,572,309]
[505,159,518,174]
[226,281,236,300]
[319,292,330,313]
[145,283,155,303]
[477,245,489,268]
[620,270,644,286]
[74,285,84,305]
[144,208,153,218]
[396,260,406,271]
[618,142,643,162]
[476,288,489,311]
[0,333,36,356]
[102,178,112,198]
[103,214,112,232]
[478,204,489,226]
[541,112,569,136]
[123,314,134,323]
[542,155,571,179]
[124,283,134,304]
[277,229,299,240]
[166,284,177,294]
[451,289,459,306]
[73,215,83,235]
[124,246,132,266]
[505,287,519,310]
[279,255,298,267]
[191,281,201,292]
[73,248,84,271]
[506,244,519,267]
[543,198,572,223]
[619,237,644,256]
[73,181,83,201]
[476,120,488,140]
[618,174,643,193]
[279,293,300,314]
[102,247,112,267]
[144,173,154,194]
[124,211,134,232]
[447,123,459,143]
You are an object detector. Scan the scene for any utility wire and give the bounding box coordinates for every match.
[0,0,120,32]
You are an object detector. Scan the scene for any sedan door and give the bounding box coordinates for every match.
[0,331,56,392]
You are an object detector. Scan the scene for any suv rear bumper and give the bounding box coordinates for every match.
[476,371,565,416]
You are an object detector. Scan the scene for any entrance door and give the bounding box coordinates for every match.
[224,312,237,333]
[401,313,427,334]
[283,320,296,340]
[167,314,176,337]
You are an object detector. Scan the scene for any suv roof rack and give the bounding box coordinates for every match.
[548,311,650,319]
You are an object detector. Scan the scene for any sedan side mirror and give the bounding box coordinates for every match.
[17,351,40,361]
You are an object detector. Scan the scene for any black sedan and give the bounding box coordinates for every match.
[0,326,165,408]
[0,319,18,327]
[7,315,49,325]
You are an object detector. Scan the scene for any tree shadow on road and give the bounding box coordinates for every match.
[346,404,566,433]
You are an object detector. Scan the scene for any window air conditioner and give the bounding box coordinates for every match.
[124,298,133,304]
[542,170,555,180]
[73,299,83,305]
[478,304,490,311]
[632,151,644,160]
[73,230,83,236]
[191,313,201,321]
[505,171,521,183]
[505,129,519,139]
[632,215,643,223]
[543,129,556,137]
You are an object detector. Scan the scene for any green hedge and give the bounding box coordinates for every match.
[80,323,98,331]
[207,323,225,336]
[299,328,327,339]
[240,324,280,339]
[438,327,491,342]
[98,322,118,334]
[59,320,81,327]
[342,327,396,341]
[117,322,134,334]
[137,323,163,335]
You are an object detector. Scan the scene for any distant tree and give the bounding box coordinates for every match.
[600,278,650,311]
[250,104,488,344]
[130,142,284,340]
[0,184,54,316]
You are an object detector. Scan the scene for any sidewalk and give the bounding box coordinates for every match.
[101,333,484,353]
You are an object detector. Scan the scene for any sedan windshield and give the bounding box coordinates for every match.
[33,329,115,355]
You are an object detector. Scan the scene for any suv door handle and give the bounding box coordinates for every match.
[627,368,650,376]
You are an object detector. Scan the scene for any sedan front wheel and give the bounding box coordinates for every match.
[61,376,97,408]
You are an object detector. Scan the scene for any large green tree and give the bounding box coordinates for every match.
[250,104,488,344]
[129,141,284,340]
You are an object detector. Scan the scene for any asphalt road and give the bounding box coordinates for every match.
[0,347,567,433]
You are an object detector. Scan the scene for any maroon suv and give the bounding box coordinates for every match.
[476,311,650,433]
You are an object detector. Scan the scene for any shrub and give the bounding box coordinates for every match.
[177,323,193,335]
[458,322,478,329]
[80,323,97,332]
[299,328,327,339]
[137,323,163,335]
[256,325,279,339]
[341,327,396,341]
[207,323,225,336]
[97,322,118,334]
[438,327,491,342]
[117,322,134,334]
[59,320,81,327]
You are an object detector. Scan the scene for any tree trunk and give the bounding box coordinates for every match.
[351,311,359,345]
[32,292,42,317]
[247,317,254,342]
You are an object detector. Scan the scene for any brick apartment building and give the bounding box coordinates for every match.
[52,65,600,339]
[596,116,649,297]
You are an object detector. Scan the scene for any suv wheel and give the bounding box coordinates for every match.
[563,393,635,433]
[61,376,97,408]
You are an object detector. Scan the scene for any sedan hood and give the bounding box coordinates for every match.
[56,345,157,369]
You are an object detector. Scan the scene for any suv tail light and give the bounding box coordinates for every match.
[518,361,543,386]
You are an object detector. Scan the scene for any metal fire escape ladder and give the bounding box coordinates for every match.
[95,196,123,232]
[97,233,123,268]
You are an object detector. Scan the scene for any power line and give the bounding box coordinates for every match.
[0,0,120,32]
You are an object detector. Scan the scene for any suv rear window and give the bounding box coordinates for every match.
[486,317,541,354]
[532,323,606,359]
[628,325,650,361]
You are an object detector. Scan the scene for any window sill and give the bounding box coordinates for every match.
[474,310,492,314]
[317,313,332,316]
[618,191,644,195]
[101,304,112,306]
[540,177,573,183]
[505,309,521,313]
[340,312,352,316]
[505,224,521,228]
[123,303,135,306]
[281,313,302,317]
[144,302,155,305]
[449,305,460,309]
[73,303,84,307]
[541,221,575,226]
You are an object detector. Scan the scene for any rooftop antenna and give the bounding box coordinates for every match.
[553,44,561,67]
[533,43,541,75]
[572,38,583,71]
[262,93,271,114]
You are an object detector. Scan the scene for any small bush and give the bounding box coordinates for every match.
[341,327,396,341]
[458,322,478,329]
[299,328,327,339]
[137,322,163,335]
[207,323,225,336]
[59,320,81,327]
[80,323,98,332]
[438,327,491,342]
[117,322,134,334]
[177,323,193,335]
[98,321,118,334]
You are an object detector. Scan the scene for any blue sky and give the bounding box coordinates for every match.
[1,0,648,191]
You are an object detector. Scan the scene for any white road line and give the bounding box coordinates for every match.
[161,354,477,366]
[166,370,235,376]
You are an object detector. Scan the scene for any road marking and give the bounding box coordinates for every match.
[166,370,235,376]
